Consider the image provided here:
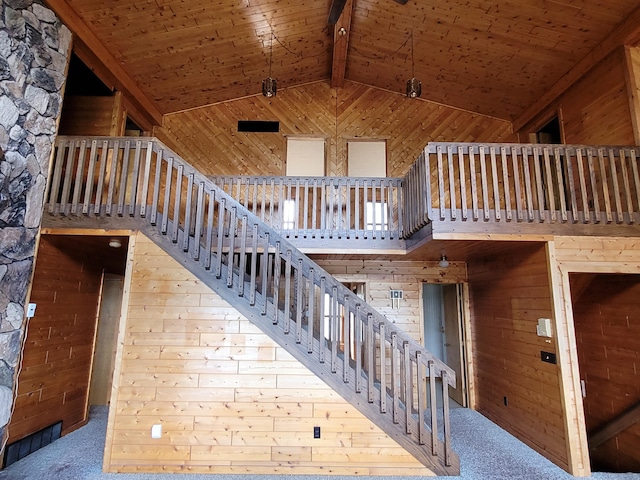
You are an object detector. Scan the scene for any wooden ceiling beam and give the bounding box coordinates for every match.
[513,4,640,132]
[45,0,164,127]
[330,0,354,88]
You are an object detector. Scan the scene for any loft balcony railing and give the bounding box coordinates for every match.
[422,142,640,236]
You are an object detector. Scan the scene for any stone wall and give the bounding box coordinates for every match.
[0,0,70,453]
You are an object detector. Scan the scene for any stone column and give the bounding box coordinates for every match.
[0,0,71,452]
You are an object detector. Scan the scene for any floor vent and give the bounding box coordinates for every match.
[3,421,62,468]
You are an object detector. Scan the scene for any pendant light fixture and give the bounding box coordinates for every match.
[262,32,277,98]
[406,32,421,98]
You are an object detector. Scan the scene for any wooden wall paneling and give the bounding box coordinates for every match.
[59,95,119,136]
[624,46,640,145]
[8,236,104,442]
[155,81,513,179]
[104,232,434,474]
[518,48,636,146]
[466,244,571,470]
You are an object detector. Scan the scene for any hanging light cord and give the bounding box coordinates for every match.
[410,31,415,78]
[269,32,274,77]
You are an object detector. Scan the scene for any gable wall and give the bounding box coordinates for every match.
[154,81,514,178]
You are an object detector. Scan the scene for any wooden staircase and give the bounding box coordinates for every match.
[43,136,459,475]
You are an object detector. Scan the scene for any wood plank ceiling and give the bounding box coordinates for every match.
[51,0,640,120]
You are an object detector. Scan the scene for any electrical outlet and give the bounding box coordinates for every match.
[313,426,320,439]
[151,424,162,439]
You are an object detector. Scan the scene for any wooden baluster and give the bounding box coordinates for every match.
[379,323,386,413]
[252,177,258,215]
[437,145,446,220]
[161,158,174,234]
[320,178,327,233]
[273,242,281,324]
[355,305,362,393]
[48,140,66,213]
[619,150,634,224]
[346,179,352,237]
[387,181,394,238]
[500,146,512,221]
[312,178,318,231]
[468,146,479,221]
[363,179,369,238]
[630,150,640,223]
[193,182,205,258]
[171,165,183,242]
[303,178,310,234]
[542,147,556,222]
[319,276,326,363]
[203,190,214,269]
[564,148,579,223]
[337,180,344,236]
[417,352,425,445]
[105,140,120,216]
[71,140,87,215]
[458,148,468,220]
[404,342,412,434]
[237,216,248,296]
[226,207,237,287]
[343,298,350,383]
[138,142,153,218]
[269,178,275,225]
[532,146,545,222]
[598,148,613,223]
[260,178,267,221]
[82,140,99,215]
[489,146,501,221]
[429,361,438,455]
[553,147,568,222]
[260,232,270,314]
[215,198,226,277]
[296,258,303,343]
[391,333,399,423]
[354,179,360,237]
[479,146,490,221]
[307,268,315,353]
[278,178,285,231]
[283,249,292,334]
[397,172,404,237]
[94,140,109,215]
[295,178,301,237]
[511,146,523,221]
[150,148,163,225]
[442,371,452,467]
[607,148,623,223]
[249,225,258,305]
[574,149,590,223]
[367,314,374,403]
[182,173,194,249]
[370,181,377,238]
[331,286,338,373]
[447,145,457,220]
[117,140,132,216]
[521,147,535,221]
[328,178,335,237]
[59,140,77,215]
[587,149,601,223]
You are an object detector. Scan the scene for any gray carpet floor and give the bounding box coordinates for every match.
[0,406,638,480]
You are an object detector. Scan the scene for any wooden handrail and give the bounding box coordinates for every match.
[45,135,459,474]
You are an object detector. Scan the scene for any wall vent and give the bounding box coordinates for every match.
[237,120,280,133]
[3,421,62,468]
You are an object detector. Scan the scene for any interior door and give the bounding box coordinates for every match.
[443,284,466,406]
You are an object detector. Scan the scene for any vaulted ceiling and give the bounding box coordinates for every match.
[48,0,640,125]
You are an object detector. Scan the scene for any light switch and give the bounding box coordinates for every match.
[27,303,36,318]
[151,424,162,439]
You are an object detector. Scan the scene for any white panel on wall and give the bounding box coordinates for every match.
[347,140,386,177]
[286,137,326,176]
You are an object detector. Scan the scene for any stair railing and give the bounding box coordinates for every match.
[44,136,459,475]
